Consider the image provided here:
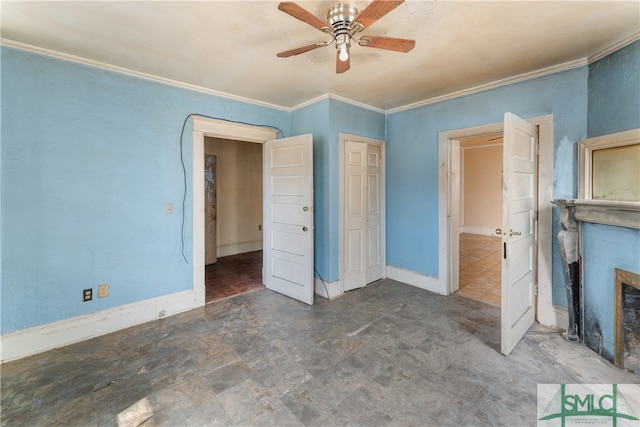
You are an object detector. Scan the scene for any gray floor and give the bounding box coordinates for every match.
[1,279,637,426]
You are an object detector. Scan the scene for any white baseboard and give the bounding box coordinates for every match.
[386,266,446,295]
[537,304,569,332]
[461,226,496,236]
[217,240,263,258]
[314,278,343,299]
[0,289,201,363]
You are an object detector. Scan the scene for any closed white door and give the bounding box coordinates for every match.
[204,154,217,265]
[344,141,384,292]
[344,141,367,291]
[366,144,383,284]
[263,134,314,305]
[501,112,538,355]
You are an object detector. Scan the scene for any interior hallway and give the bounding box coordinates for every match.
[2,280,636,426]
[205,251,264,303]
[456,233,502,306]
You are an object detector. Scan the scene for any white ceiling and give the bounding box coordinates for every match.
[2,1,639,111]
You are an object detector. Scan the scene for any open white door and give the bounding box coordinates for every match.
[264,134,314,305]
[501,113,538,355]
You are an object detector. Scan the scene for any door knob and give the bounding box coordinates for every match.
[495,228,503,236]
[303,206,309,211]
[302,226,308,231]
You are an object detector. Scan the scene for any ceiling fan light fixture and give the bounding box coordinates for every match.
[339,46,349,62]
[336,33,350,62]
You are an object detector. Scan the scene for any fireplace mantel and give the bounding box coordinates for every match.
[551,199,640,343]
[553,199,640,230]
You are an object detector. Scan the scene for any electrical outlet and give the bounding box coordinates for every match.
[158,310,166,317]
[83,288,92,302]
[98,284,109,298]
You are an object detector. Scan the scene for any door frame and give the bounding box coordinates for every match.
[438,114,566,330]
[339,133,386,296]
[191,116,278,306]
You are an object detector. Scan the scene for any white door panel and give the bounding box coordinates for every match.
[501,113,538,355]
[344,141,367,291]
[264,134,314,305]
[366,144,383,283]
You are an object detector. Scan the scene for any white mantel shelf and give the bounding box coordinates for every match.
[553,199,640,229]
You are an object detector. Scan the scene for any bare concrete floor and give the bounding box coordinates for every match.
[1,279,638,426]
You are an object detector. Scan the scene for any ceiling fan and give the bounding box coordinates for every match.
[276,0,416,73]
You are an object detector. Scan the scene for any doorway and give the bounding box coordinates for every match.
[190,117,279,308]
[192,118,315,307]
[204,136,264,303]
[455,134,503,307]
[440,113,555,355]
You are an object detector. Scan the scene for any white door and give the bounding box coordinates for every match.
[204,154,217,265]
[501,112,538,355]
[366,144,383,284]
[343,141,384,291]
[344,141,367,291]
[263,134,314,305]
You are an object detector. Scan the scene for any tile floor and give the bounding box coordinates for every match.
[2,280,637,426]
[457,233,502,306]
[205,251,264,304]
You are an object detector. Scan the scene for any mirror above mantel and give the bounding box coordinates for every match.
[572,128,640,229]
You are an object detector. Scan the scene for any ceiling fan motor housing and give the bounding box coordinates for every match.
[327,4,358,50]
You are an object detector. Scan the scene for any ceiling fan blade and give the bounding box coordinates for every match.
[336,51,350,74]
[353,0,404,30]
[359,36,415,52]
[277,43,324,58]
[278,2,329,31]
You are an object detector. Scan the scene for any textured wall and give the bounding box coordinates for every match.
[204,137,263,251]
[582,40,640,361]
[588,41,640,138]
[462,144,502,233]
[1,47,289,334]
[291,98,385,283]
[387,67,588,309]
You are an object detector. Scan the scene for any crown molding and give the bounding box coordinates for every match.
[588,31,640,63]
[3,33,638,116]
[389,33,640,114]
[290,93,385,114]
[289,93,331,111]
[387,57,588,114]
[0,39,290,112]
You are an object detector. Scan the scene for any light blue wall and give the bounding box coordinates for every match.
[291,98,385,282]
[588,41,640,137]
[2,40,636,340]
[291,100,331,281]
[1,47,289,334]
[582,40,640,361]
[582,224,640,361]
[386,67,589,307]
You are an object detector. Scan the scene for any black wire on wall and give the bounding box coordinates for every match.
[178,114,285,264]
